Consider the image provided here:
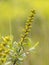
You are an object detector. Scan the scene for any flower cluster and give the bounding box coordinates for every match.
[0,36,11,64]
[19,10,36,45]
[13,10,36,65]
[0,10,39,65]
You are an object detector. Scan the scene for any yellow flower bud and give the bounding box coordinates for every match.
[2,36,10,43]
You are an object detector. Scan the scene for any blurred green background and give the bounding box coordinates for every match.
[0,0,49,65]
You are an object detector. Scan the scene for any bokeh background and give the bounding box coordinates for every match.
[0,0,49,65]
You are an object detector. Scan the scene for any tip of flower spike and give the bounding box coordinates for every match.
[31,10,36,14]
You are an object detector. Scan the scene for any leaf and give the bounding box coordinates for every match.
[23,38,33,49]
[29,41,39,52]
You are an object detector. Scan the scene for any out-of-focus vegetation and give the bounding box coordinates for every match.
[0,0,49,65]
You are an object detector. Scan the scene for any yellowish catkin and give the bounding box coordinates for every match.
[0,36,11,63]
[13,10,36,65]
[19,10,36,45]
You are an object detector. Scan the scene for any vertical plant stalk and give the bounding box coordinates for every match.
[13,10,36,65]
